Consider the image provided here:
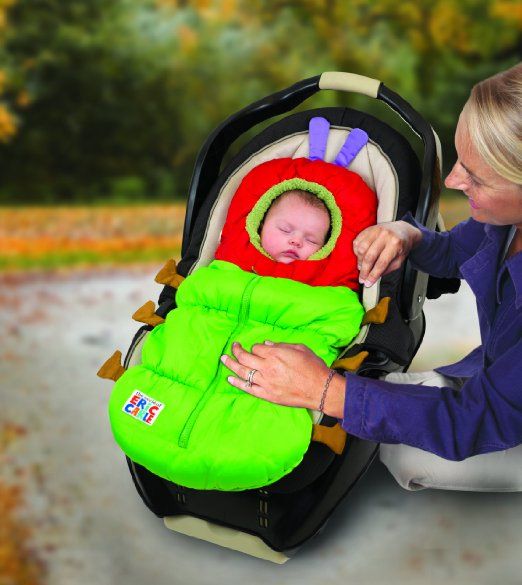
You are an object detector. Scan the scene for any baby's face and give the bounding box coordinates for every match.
[260,194,330,263]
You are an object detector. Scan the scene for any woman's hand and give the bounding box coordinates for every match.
[353,220,422,287]
[221,341,341,412]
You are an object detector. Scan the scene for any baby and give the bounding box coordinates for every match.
[260,190,331,263]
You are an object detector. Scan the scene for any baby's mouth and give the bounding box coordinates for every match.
[282,250,299,259]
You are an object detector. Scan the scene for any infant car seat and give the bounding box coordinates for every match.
[99,72,459,562]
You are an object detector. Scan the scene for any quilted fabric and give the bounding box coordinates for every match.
[109,260,364,491]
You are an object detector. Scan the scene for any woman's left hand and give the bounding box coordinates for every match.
[220,341,331,409]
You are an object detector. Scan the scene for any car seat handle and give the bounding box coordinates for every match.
[319,72,381,98]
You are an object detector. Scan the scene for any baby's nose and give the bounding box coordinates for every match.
[289,234,303,247]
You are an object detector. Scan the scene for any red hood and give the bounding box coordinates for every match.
[214,157,377,289]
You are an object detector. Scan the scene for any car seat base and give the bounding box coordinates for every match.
[163,515,290,564]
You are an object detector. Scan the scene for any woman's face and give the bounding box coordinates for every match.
[445,115,522,228]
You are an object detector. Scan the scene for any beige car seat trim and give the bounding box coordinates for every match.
[319,72,381,98]
[164,516,290,564]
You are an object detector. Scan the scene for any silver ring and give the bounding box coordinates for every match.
[245,368,257,388]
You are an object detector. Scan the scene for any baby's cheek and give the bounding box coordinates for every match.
[304,243,321,259]
[260,231,273,254]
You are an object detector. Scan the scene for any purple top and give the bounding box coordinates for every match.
[341,212,522,460]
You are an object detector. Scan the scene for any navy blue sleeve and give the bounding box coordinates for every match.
[402,212,487,279]
[341,335,522,460]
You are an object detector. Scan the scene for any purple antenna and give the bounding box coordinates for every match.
[334,128,369,167]
[308,117,330,161]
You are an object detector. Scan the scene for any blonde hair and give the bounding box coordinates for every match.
[462,62,522,185]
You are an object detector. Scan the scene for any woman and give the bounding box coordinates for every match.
[221,63,522,491]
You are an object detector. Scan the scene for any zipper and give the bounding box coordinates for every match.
[177,274,259,449]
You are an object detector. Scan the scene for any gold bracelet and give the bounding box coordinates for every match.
[319,369,335,413]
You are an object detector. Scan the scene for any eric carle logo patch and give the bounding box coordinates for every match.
[123,391,164,425]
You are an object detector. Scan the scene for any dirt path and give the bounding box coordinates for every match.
[2,268,520,585]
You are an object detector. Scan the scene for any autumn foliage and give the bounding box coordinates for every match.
[0,204,185,272]
[0,424,46,585]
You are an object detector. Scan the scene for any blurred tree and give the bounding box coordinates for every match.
[0,0,18,143]
[243,0,521,171]
[0,0,519,201]
[0,0,333,200]
[0,0,190,200]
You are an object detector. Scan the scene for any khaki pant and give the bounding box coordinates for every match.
[379,371,522,492]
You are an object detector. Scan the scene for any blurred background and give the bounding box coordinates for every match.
[0,1,521,584]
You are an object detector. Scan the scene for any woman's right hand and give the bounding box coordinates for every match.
[353,220,423,287]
